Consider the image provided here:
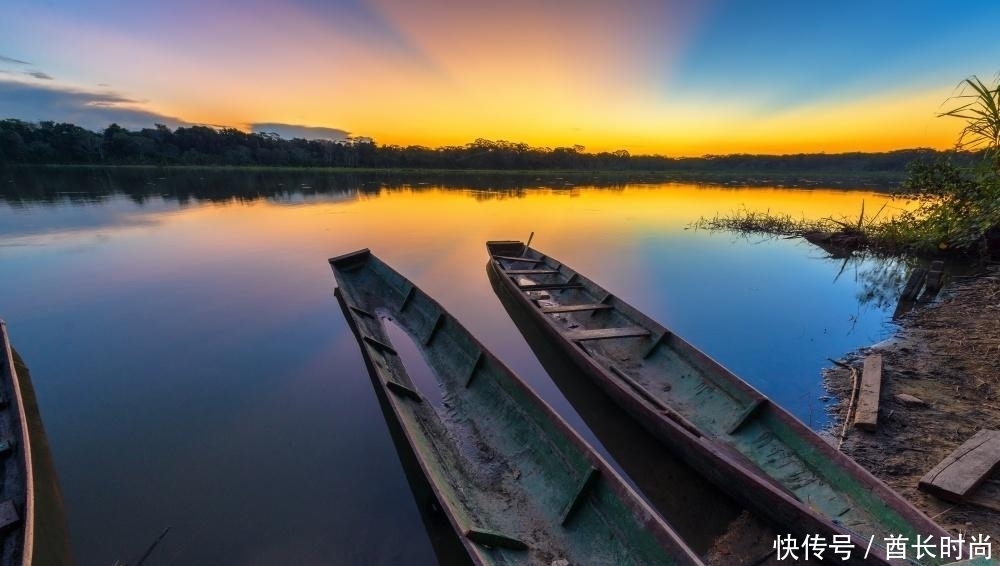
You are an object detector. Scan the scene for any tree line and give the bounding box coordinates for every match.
[0,118,975,173]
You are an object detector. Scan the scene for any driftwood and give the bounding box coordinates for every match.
[830,358,860,451]
[801,230,867,258]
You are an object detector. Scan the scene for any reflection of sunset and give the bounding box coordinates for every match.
[3,185,902,255]
[4,184,901,302]
[117,185,905,246]
[0,180,919,566]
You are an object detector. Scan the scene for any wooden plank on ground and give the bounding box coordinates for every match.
[853,354,882,431]
[923,260,945,298]
[900,267,927,301]
[564,327,650,341]
[539,303,613,314]
[919,429,1000,503]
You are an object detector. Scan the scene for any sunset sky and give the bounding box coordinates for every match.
[2,0,999,156]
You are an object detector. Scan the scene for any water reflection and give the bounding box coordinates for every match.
[0,173,906,566]
[0,167,899,208]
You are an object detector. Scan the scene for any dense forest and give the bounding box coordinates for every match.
[0,118,977,174]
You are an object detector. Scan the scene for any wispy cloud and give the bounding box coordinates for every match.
[250,123,351,142]
[0,54,29,65]
[0,79,186,131]
[26,70,53,80]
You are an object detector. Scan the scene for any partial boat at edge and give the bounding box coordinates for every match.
[1,319,73,566]
[0,319,35,566]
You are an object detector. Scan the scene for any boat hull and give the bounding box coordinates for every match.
[330,248,703,566]
[486,240,952,566]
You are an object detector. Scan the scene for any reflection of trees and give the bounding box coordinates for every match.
[0,168,664,207]
[832,254,914,311]
[826,250,978,313]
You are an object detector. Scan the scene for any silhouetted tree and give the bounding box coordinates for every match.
[0,119,981,181]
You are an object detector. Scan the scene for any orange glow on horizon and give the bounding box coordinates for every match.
[10,1,975,157]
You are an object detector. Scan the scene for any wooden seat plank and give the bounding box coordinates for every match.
[362,335,397,355]
[727,399,768,435]
[349,305,374,319]
[919,429,1000,502]
[503,269,560,275]
[540,303,613,314]
[494,255,545,263]
[560,467,599,526]
[423,313,444,345]
[386,379,423,402]
[564,327,650,341]
[519,282,582,291]
[464,528,528,550]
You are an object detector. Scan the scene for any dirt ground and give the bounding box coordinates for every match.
[825,267,1000,540]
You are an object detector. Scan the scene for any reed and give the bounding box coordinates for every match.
[940,75,1000,157]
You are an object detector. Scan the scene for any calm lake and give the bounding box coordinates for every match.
[1,169,908,565]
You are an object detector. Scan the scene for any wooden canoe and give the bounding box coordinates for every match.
[486,240,954,566]
[329,249,704,566]
[0,321,36,566]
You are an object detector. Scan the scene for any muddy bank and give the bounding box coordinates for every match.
[825,268,1000,538]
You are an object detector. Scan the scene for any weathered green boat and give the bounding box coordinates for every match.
[330,249,704,566]
[486,240,958,566]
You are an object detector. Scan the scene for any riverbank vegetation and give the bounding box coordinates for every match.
[698,75,1000,259]
[0,118,975,182]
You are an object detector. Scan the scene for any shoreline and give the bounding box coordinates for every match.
[825,267,1000,539]
[0,163,906,189]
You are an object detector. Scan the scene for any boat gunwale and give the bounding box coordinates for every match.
[1,320,34,566]
[485,240,951,565]
[330,249,703,566]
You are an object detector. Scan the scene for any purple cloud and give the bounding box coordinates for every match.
[0,79,186,131]
[250,122,352,142]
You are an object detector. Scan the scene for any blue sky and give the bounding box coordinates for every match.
[2,0,999,154]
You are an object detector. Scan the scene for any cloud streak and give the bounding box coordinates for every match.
[0,79,185,131]
[250,123,351,142]
[26,71,53,80]
[0,54,29,65]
